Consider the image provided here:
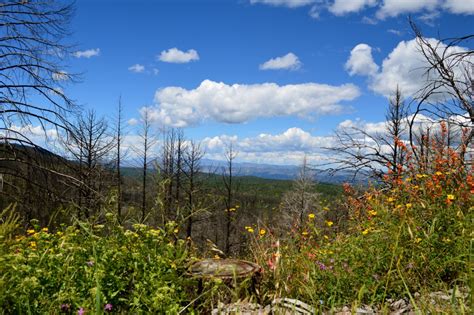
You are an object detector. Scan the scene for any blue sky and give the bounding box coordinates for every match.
[62,0,473,165]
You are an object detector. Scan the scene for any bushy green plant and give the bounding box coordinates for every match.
[249,122,473,311]
[0,213,198,313]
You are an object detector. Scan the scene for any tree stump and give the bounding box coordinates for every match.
[189,258,262,303]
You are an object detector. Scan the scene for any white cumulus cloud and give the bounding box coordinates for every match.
[158,48,199,63]
[346,38,472,98]
[259,52,302,70]
[144,80,360,127]
[443,0,474,14]
[345,43,379,76]
[73,48,100,58]
[329,0,377,15]
[128,64,145,73]
[376,0,440,19]
[202,127,334,165]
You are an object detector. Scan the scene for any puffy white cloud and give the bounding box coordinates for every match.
[128,64,145,73]
[52,70,69,81]
[337,119,387,135]
[346,38,472,98]
[250,0,316,8]
[329,0,377,15]
[202,127,334,165]
[73,48,100,58]
[158,48,199,63]
[376,0,440,19]
[145,79,360,127]
[259,52,302,70]
[443,0,474,14]
[372,38,471,97]
[345,44,379,76]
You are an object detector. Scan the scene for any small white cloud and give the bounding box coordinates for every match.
[145,79,360,127]
[419,11,441,26]
[73,48,100,58]
[250,0,316,8]
[52,70,69,81]
[259,52,302,70]
[308,5,321,18]
[127,118,138,126]
[345,44,379,76]
[387,29,402,36]
[128,64,145,73]
[329,0,377,15]
[153,68,159,75]
[361,16,378,24]
[158,48,199,63]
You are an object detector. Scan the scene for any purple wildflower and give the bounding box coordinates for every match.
[86,261,94,267]
[60,304,71,312]
[78,307,85,315]
[104,303,113,312]
[316,261,327,270]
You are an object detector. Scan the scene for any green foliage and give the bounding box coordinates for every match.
[0,214,197,313]
[248,134,473,311]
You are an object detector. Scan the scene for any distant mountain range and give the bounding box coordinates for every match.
[199,159,361,183]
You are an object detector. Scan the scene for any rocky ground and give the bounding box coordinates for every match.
[211,288,470,314]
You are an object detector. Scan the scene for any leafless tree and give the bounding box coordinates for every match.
[61,109,114,217]
[182,140,204,238]
[326,88,409,182]
[0,1,80,221]
[280,156,320,230]
[409,20,473,162]
[114,97,124,220]
[134,108,158,221]
[222,142,238,255]
[1,0,76,153]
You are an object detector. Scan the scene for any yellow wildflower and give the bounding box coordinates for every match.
[259,229,266,236]
[447,194,455,201]
[41,227,48,233]
[173,228,179,234]
[301,231,309,236]
[308,213,315,219]
[247,228,254,233]
[406,203,412,209]
[415,237,422,244]
[387,197,395,203]
[435,171,443,176]
[29,241,37,248]
[362,228,370,235]
[27,229,35,235]
[228,207,236,212]
[326,220,334,227]
[368,210,377,216]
